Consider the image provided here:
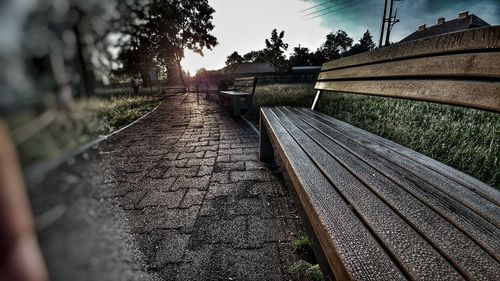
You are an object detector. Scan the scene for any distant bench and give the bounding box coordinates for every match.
[219,77,257,117]
[194,80,220,103]
[260,26,500,281]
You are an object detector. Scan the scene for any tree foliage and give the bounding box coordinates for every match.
[242,50,267,63]
[226,29,289,71]
[319,30,353,61]
[225,51,244,66]
[115,0,218,86]
[346,30,376,56]
[262,29,289,70]
[225,28,376,72]
[288,46,325,67]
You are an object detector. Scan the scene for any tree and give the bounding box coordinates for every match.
[225,51,244,66]
[319,30,353,61]
[310,50,328,65]
[289,45,313,66]
[115,0,218,87]
[242,50,266,62]
[196,68,208,76]
[346,30,376,56]
[155,0,218,87]
[262,29,289,71]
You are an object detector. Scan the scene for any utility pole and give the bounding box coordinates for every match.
[379,0,388,48]
[384,0,395,46]
[379,0,401,47]
[385,0,402,46]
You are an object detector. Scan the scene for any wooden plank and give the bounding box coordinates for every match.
[322,26,500,71]
[279,107,500,279]
[234,77,257,88]
[297,108,500,207]
[219,91,251,96]
[260,108,407,280]
[314,80,500,112]
[294,107,500,229]
[271,108,465,280]
[318,52,500,80]
[290,107,500,261]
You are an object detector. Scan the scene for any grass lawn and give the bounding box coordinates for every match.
[252,83,500,189]
[11,96,160,167]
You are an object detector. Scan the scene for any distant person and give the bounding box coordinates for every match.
[131,78,140,95]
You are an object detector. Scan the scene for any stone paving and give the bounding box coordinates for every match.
[29,94,305,281]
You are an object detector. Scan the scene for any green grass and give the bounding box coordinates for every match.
[13,96,159,167]
[293,236,316,263]
[253,83,500,188]
[290,236,324,281]
[289,260,325,281]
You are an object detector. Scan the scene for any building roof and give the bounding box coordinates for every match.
[221,62,276,74]
[292,66,322,72]
[400,11,490,43]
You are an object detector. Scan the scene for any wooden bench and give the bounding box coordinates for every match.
[259,26,500,281]
[219,77,257,117]
[195,80,220,103]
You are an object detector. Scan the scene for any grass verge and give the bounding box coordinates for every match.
[12,96,159,167]
[253,83,500,188]
[95,87,161,98]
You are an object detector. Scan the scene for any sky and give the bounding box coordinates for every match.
[181,0,499,74]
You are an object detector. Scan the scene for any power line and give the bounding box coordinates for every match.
[298,1,332,13]
[304,0,374,20]
[300,0,359,18]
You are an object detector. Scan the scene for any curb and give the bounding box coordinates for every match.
[241,115,259,135]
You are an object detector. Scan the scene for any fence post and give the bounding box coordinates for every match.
[196,84,199,105]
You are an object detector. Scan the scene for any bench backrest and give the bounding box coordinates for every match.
[232,77,258,95]
[313,26,500,112]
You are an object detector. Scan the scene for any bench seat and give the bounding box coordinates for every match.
[219,91,253,117]
[260,106,500,281]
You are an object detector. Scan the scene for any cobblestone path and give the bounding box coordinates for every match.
[30,94,305,281]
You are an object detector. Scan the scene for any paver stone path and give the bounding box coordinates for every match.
[29,93,306,281]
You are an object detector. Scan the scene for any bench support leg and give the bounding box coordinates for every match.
[311,90,323,110]
[245,96,253,115]
[259,114,274,164]
[231,96,241,117]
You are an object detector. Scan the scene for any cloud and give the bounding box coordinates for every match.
[304,0,499,43]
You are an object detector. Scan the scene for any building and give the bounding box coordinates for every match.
[291,66,322,73]
[400,11,491,43]
[291,66,322,83]
[220,62,277,77]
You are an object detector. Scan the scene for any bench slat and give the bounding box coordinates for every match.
[233,77,257,89]
[219,91,252,96]
[292,107,500,228]
[261,108,407,280]
[290,107,500,261]
[296,108,500,207]
[270,108,468,280]
[275,107,500,279]
[321,26,500,71]
[318,52,500,80]
[315,80,500,112]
